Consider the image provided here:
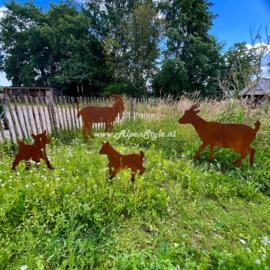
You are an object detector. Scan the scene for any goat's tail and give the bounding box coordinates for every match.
[254,121,260,133]
[140,151,144,158]
[77,110,82,118]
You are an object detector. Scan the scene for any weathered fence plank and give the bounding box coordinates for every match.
[13,97,26,140]
[6,97,20,139]
[29,97,39,134]
[41,99,48,133]
[2,98,14,143]
[24,96,33,135]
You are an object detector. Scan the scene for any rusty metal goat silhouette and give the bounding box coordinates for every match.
[178,105,260,165]
[77,94,125,139]
[99,142,145,182]
[11,130,54,172]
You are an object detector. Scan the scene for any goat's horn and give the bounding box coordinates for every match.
[190,104,200,110]
[108,94,123,103]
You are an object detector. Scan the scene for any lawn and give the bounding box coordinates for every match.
[0,99,270,269]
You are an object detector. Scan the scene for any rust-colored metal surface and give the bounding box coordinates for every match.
[77,94,125,139]
[99,142,145,182]
[178,105,260,165]
[11,130,54,172]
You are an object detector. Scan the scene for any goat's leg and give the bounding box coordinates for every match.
[248,147,256,166]
[11,155,22,172]
[231,151,248,165]
[108,164,113,175]
[207,145,215,161]
[86,122,94,139]
[83,124,88,139]
[109,122,113,133]
[35,162,40,170]
[193,142,208,159]
[109,168,120,180]
[131,171,136,182]
[25,160,31,171]
[105,122,109,135]
[43,156,54,170]
[139,166,145,176]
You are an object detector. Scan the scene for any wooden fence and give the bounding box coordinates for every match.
[0,96,180,142]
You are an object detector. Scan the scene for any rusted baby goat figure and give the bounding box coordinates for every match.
[77,94,125,139]
[11,130,54,172]
[99,142,145,182]
[179,105,260,165]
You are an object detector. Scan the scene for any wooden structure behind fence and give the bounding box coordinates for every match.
[0,96,179,142]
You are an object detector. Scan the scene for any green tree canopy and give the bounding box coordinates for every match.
[102,3,163,96]
[152,0,225,98]
[0,0,110,96]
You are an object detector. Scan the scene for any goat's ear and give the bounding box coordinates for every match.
[194,109,200,114]
[102,141,104,144]
[32,134,37,140]
[43,130,47,135]
[106,141,110,144]
[182,107,188,112]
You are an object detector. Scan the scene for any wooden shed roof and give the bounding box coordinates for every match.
[240,78,270,96]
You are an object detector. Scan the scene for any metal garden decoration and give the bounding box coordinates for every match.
[11,130,54,172]
[77,94,125,139]
[99,141,145,182]
[178,105,260,165]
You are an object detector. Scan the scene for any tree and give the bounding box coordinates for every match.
[0,0,110,96]
[216,23,270,101]
[102,2,163,96]
[215,42,257,97]
[152,0,224,98]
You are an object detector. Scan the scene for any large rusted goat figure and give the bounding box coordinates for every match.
[77,94,125,139]
[99,142,145,182]
[178,105,260,166]
[11,130,54,172]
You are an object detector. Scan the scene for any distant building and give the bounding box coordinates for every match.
[2,86,62,101]
[239,77,270,103]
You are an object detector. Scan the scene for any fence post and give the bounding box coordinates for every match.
[48,96,58,136]
[41,98,49,133]
[71,97,77,129]
[130,98,136,120]
[77,97,81,130]
[24,96,33,135]
[6,97,20,139]
[35,97,45,133]
[0,98,13,142]
[59,97,66,130]
[13,97,26,140]
[68,97,74,130]
[63,96,70,131]
[29,97,39,134]
[0,98,6,141]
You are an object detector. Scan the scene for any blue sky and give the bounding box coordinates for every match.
[0,0,269,85]
[209,0,270,50]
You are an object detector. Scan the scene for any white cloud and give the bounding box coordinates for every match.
[0,72,11,86]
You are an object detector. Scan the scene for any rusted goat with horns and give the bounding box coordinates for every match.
[178,105,260,165]
[77,94,125,139]
[99,142,145,182]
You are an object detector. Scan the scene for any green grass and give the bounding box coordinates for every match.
[0,103,270,269]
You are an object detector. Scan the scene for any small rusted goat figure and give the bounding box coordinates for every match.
[99,142,145,182]
[11,130,54,172]
[178,105,260,166]
[77,94,125,139]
